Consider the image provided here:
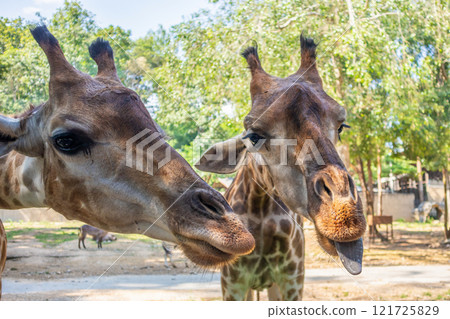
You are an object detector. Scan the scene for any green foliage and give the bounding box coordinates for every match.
[0,16,47,113]
[0,0,448,176]
[0,1,133,114]
[131,0,448,174]
[383,155,417,177]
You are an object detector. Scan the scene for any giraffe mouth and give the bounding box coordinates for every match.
[315,230,363,275]
[333,238,363,275]
[174,234,239,267]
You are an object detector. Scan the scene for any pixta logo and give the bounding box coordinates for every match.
[126,129,171,175]
[193,136,325,168]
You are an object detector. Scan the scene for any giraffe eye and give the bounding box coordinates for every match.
[243,133,264,146]
[52,132,92,155]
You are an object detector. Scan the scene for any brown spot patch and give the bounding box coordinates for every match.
[14,155,24,168]
[280,219,292,235]
[222,265,229,277]
[229,267,240,282]
[23,173,38,193]
[295,237,303,257]
[0,198,10,209]
[12,199,22,207]
[221,276,228,289]
[14,178,20,194]
[286,261,297,273]
[287,288,297,299]
[3,184,9,197]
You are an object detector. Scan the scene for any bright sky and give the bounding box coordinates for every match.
[1,0,215,39]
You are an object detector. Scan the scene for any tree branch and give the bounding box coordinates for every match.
[360,12,400,22]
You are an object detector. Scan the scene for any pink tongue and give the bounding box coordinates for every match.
[334,238,363,275]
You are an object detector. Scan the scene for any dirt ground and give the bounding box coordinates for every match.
[2,220,449,301]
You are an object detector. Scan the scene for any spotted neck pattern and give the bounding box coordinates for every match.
[221,158,305,301]
[0,152,45,210]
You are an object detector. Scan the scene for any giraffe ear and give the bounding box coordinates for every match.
[195,134,247,174]
[0,115,21,156]
[0,111,44,157]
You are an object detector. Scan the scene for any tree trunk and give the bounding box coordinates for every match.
[356,157,372,215]
[360,156,388,242]
[443,168,450,240]
[367,159,374,215]
[417,156,424,203]
[377,149,383,216]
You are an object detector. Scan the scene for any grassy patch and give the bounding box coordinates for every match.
[116,233,159,245]
[34,230,78,247]
[393,220,443,230]
[5,228,35,240]
[3,221,161,247]
[4,221,78,229]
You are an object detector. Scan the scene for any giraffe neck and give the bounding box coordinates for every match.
[221,156,305,301]
[225,156,292,240]
[0,152,45,209]
[225,157,277,212]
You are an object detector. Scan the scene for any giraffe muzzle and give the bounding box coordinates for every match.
[170,188,255,267]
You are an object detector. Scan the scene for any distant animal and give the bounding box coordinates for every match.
[78,225,117,249]
[162,242,189,269]
[162,242,176,268]
[413,201,445,222]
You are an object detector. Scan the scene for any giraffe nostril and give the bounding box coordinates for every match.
[347,174,357,200]
[314,177,334,201]
[191,190,225,218]
[323,184,332,198]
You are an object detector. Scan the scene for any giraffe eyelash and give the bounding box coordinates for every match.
[52,132,93,156]
[243,133,264,146]
[337,123,350,141]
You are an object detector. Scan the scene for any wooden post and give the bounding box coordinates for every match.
[356,157,372,216]
[377,149,383,216]
[443,168,450,240]
[367,159,374,215]
[417,157,424,203]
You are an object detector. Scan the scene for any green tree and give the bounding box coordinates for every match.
[0,1,133,115]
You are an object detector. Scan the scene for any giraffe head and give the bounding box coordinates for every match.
[196,36,366,274]
[0,26,255,267]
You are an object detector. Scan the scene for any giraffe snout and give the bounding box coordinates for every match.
[311,167,366,242]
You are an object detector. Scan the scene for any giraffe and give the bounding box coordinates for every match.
[0,25,255,293]
[196,35,366,300]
